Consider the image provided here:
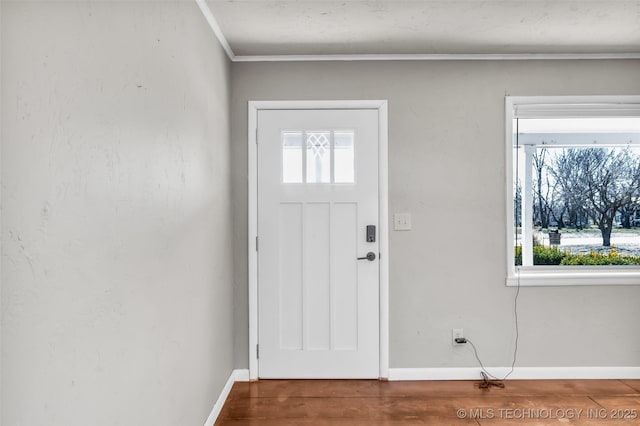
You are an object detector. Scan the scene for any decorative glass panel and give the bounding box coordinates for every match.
[306,132,331,183]
[282,132,303,183]
[334,132,355,183]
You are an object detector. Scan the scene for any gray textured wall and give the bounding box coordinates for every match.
[1,2,233,424]
[231,60,640,370]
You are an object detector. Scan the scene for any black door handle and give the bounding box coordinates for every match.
[357,252,376,261]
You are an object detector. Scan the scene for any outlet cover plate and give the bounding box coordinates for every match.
[452,328,465,346]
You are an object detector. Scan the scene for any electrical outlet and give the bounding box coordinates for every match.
[452,328,464,346]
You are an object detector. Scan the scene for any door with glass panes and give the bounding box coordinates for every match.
[257,108,380,378]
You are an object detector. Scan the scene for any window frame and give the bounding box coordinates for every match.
[505,95,640,287]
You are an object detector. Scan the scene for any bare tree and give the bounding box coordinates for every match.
[533,149,549,228]
[514,180,522,227]
[533,148,564,229]
[553,148,640,246]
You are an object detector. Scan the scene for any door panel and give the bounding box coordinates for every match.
[278,203,303,351]
[332,202,358,351]
[257,109,379,378]
[305,202,331,350]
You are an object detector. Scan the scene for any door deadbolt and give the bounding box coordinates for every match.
[366,225,376,242]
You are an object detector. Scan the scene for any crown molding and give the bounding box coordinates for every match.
[195,1,640,63]
[195,0,236,61]
[233,52,640,62]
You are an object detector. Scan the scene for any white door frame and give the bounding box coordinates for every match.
[248,100,389,380]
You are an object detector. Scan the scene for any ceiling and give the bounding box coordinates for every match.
[205,0,640,57]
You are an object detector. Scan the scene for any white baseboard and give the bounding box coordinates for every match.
[203,369,251,426]
[233,369,250,382]
[388,367,640,381]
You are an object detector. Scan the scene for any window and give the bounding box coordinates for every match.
[282,130,355,184]
[506,96,640,286]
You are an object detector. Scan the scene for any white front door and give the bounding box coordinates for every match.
[257,108,380,378]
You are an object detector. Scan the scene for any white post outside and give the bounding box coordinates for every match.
[522,146,535,266]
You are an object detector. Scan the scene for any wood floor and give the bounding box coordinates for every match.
[215,379,640,425]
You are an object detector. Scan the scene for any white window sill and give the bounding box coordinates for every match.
[507,267,640,287]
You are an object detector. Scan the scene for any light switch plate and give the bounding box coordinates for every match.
[393,213,412,231]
